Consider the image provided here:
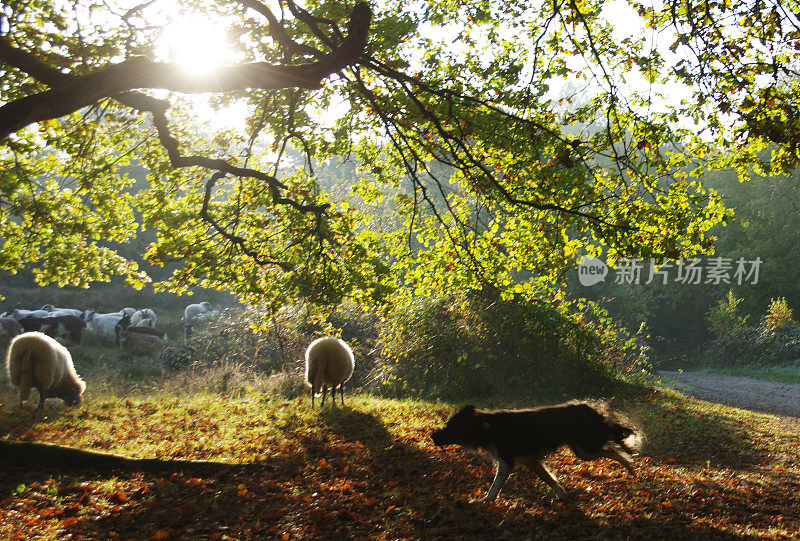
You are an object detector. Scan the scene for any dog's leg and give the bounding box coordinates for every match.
[518,457,568,499]
[572,445,636,475]
[599,448,635,474]
[481,460,513,502]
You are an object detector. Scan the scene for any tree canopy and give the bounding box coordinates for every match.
[1,0,797,310]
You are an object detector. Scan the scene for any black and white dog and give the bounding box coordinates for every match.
[431,401,642,501]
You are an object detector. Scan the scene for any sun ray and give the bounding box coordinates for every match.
[157,18,231,75]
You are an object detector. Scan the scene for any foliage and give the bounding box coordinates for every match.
[761,297,795,338]
[2,0,774,311]
[374,288,650,399]
[706,290,749,340]
[701,297,800,365]
[639,0,800,176]
[693,361,800,386]
[706,167,800,315]
[0,391,799,539]
[702,328,800,367]
[573,165,800,351]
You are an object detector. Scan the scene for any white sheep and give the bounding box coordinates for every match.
[305,336,355,407]
[2,309,31,320]
[49,308,84,318]
[41,305,84,318]
[183,302,215,337]
[183,302,212,323]
[131,308,158,327]
[5,331,86,409]
[84,310,124,338]
[119,333,165,361]
[4,308,50,319]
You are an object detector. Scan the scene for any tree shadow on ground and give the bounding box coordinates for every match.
[0,402,794,540]
[630,393,773,469]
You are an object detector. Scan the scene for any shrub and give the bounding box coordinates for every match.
[761,297,795,338]
[702,297,800,366]
[371,288,650,399]
[166,303,381,391]
[706,290,749,340]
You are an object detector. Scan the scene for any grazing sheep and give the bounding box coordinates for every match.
[184,302,212,322]
[119,333,165,361]
[0,317,23,338]
[134,316,155,328]
[84,310,124,339]
[113,313,132,346]
[126,326,168,341]
[41,305,84,318]
[18,316,59,337]
[50,308,85,318]
[305,336,355,407]
[49,315,87,344]
[5,308,50,320]
[131,308,158,327]
[5,332,85,409]
[183,302,216,337]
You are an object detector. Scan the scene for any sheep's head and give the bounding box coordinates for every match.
[59,385,84,406]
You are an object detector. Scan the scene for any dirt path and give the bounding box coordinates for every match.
[659,371,800,418]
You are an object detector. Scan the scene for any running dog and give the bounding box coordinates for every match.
[431,400,642,501]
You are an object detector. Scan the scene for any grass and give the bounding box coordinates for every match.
[1,313,799,539]
[692,362,800,385]
[1,375,799,539]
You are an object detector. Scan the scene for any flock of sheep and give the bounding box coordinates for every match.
[0,302,218,345]
[2,301,356,410]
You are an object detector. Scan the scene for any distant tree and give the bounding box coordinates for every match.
[708,168,800,313]
[1,0,794,309]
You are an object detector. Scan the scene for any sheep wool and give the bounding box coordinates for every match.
[305,336,355,407]
[120,333,165,361]
[5,332,86,409]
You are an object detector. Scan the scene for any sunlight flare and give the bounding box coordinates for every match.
[157,18,232,74]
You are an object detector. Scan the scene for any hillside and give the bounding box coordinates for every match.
[1,391,798,539]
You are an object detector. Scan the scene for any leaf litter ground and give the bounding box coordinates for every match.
[0,391,798,539]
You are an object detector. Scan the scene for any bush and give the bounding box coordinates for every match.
[166,302,382,391]
[371,288,650,399]
[706,290,749,340]
[761,297,795,338]
[702,297,800,365]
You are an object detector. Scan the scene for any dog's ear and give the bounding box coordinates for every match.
[461,404,476,415]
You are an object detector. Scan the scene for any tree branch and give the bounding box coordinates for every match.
[0,2,371,139]
[236,0,324,60]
